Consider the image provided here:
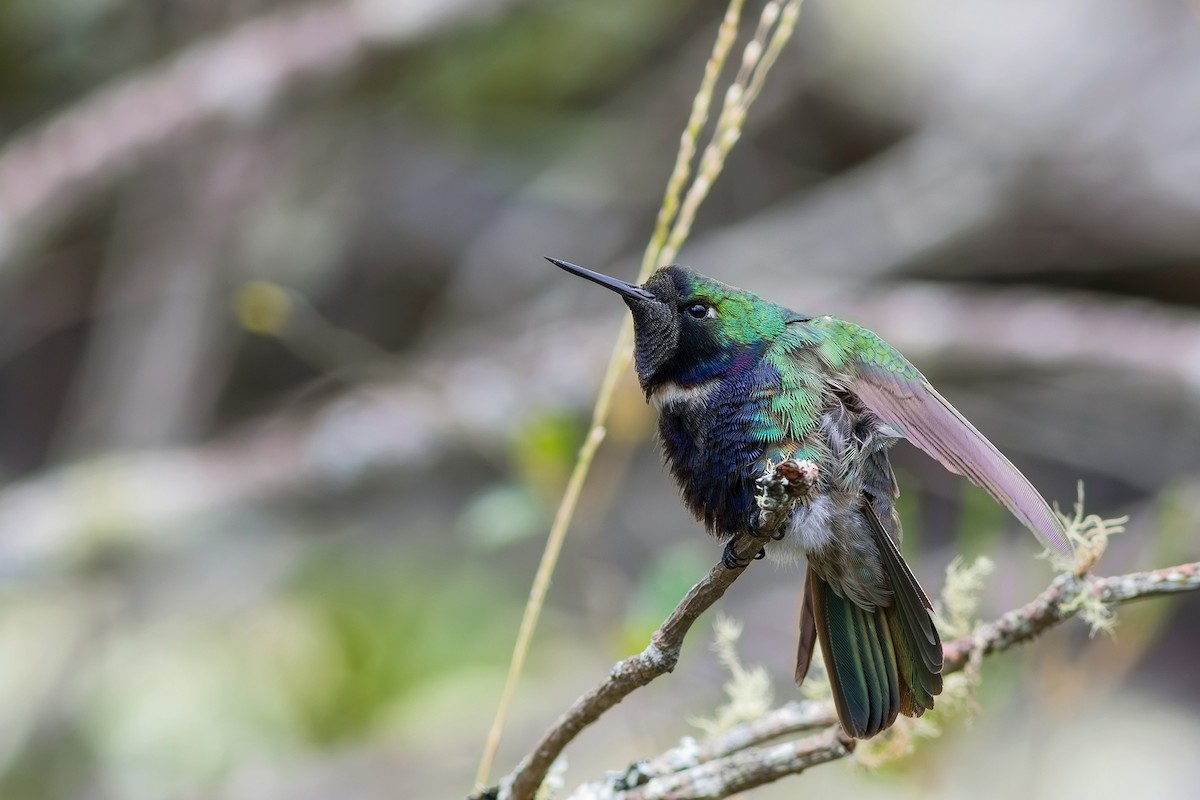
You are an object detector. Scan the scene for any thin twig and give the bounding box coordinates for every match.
[495,537,760,800]
[626,726,852,800]
[942,560,1200,672]
[477,460,814,800]
[616,698,837,790]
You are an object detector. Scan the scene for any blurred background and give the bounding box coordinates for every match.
[1,0,1199,798]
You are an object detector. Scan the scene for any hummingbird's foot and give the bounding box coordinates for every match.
[722,541,747,569]
[753,458,820,536]
[720,537,758,568]
[774,459,820,502]
[721,537,764,570]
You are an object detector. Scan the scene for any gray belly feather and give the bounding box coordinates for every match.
[769,492,891,610]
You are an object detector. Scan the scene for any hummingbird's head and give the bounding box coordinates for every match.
[549,257,799,397]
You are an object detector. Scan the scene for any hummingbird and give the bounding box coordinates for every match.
[549,256,1070,739]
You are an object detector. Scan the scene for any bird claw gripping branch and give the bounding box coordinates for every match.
[755,458,819,532]
[721,459,820,569]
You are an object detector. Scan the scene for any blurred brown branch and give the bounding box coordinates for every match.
[0,0,517,268]
[549,560,1200,800]
[1,281,1196,578]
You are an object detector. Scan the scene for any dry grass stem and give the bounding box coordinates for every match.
[475,1,806,788]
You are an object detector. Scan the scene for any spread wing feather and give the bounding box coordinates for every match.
[831,326,1070,554]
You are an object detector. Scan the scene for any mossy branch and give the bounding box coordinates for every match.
[0,0,501,268]
[560,557,1200,800]
[475,502,1199,799]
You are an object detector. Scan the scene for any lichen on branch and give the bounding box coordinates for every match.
[493,494,1198,800]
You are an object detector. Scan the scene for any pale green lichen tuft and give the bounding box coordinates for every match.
[1046,481,1128,577]
[937,555,995,640]
[1060,584,1118,638]
[1045,483,1128,637]
[690,615,774,734]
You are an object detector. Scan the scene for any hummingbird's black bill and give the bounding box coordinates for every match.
[546,257,657,302]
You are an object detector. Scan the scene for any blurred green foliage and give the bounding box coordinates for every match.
[0,547,524,799]
[285,549,521,745]
[618,541,713,653]
[457,483,546,549]
[509,412,582,498]
[405,0,687,134]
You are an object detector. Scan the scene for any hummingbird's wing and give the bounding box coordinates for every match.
[818,320,1071,554]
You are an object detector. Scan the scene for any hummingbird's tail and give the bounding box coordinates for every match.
[795,512,943,738]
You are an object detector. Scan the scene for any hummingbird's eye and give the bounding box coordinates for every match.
[686,302,714,319]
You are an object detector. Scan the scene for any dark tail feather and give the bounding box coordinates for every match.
[798,509,943,738]
[867,506,943,716]
[808,571,900,738]
[795,566,818,685]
